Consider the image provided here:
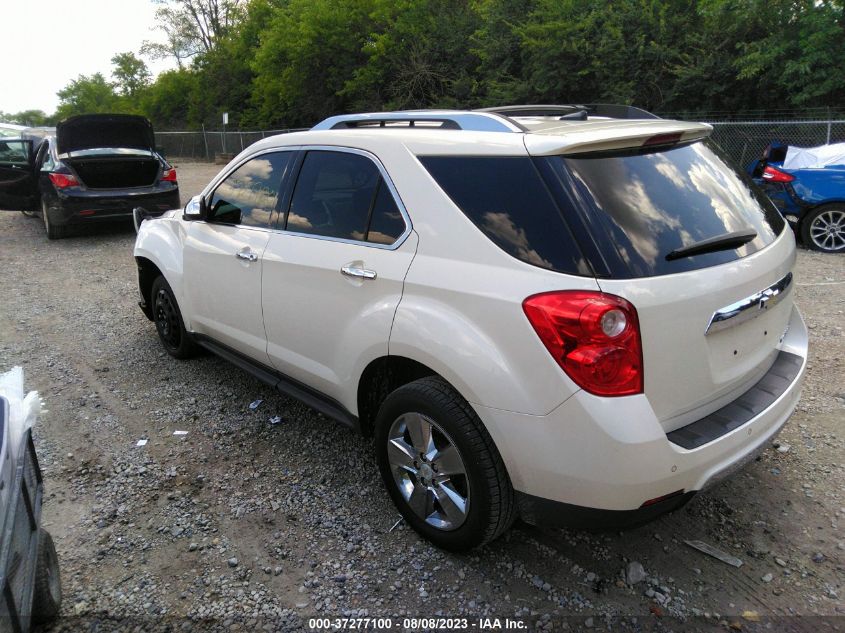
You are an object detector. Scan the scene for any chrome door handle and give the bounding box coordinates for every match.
[235,250,259,262]
[341,265,377,280]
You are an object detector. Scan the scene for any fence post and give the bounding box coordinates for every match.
[240,131,244,151]
[827,109,832,144]
[201,124,210,161]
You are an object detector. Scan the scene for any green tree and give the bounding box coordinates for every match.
[112,52,152,97]
[55,73,121,119]
[0,110,51,126]
[251,0,380,127]
[142,0,245,66]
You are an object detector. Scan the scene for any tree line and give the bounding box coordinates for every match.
[3,0,844,130]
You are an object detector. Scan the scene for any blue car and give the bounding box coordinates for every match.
[748,142,845,253]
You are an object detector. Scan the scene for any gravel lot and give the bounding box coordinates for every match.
[0,161,842,632]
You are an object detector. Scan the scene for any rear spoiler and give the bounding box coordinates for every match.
[524,121,713,156]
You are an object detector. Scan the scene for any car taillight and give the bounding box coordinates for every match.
[762,166,795,183]
[48,173,79,189]
[161,168,177,182]
[523,291,643,397]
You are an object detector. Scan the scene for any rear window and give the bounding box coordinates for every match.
[419,156,591,276]
[547,141,786,278]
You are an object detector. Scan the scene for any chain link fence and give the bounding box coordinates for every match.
[706,120,845,167]
[155,128,307,162]
[155,120,845,167]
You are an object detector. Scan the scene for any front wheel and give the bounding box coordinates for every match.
[151,276,197,359]
[32,529,61,624]
[375,376,515,551]
[800,204,845,253]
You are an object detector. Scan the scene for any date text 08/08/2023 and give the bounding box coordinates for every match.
[308,617,528,630]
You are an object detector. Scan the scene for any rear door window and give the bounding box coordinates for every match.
[285,150,407,245]
[545,141,786,277]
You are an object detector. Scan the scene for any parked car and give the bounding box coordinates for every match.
[0,114,180,239]
[0,368,62,631]
[748,141,845,253]
[134,105,807,551]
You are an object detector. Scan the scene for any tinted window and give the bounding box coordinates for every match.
[552,141,785,277]
[365,181,405,244]
[287,151,380,240]
[208,152,291,228]
[419,156,591,275]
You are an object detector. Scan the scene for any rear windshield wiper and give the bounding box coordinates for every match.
[666,228,758,261]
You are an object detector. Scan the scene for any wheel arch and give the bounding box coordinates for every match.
[133,219,189,324]
[135,256,162,320]
[357,355,473,437]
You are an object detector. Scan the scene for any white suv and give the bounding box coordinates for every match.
[133,105,807,551]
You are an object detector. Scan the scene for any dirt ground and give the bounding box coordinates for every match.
[0,161,842,632]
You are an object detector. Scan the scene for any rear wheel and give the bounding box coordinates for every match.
[41,198,66,240]
[151,276,197,359]
[375,376,515,551]
[32,529,61,624]
[801,205,845,253]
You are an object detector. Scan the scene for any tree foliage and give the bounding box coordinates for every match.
[25,0,845,130]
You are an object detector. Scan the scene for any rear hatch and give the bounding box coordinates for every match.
[525,126,793,431]
[57,114,161,189]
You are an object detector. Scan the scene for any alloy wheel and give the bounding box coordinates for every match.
[809,208,845,252]
[386,412,470,530]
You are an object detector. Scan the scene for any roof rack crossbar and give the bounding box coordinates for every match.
[311,111,525,133]
[477,104,661,121]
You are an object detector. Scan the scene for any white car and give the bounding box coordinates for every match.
[134,105,807,551]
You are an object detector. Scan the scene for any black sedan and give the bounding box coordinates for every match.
[0,114,180,239]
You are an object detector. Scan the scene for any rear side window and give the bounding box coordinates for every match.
[208,152,291,228]
[547,141,786,278]
[419,156,591,276]
[286,150,406,244]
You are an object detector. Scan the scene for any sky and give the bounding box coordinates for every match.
[0,0,177,115]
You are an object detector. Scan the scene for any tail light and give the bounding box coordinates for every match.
[161,168,177,182]
[762,166,795,183]
[48,173,79,189]
[523,291,643,397]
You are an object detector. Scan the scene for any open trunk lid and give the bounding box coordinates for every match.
[57,114,155,154]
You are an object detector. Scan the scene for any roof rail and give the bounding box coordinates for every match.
[311,110,525,133]
[478,104,661,121]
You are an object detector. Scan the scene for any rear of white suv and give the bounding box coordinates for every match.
[134,106,807,550]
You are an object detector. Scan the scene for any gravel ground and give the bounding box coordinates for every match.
[0,161,842,633]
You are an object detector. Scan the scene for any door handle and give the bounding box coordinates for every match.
[341,265,377,280]
[235,250,259,262]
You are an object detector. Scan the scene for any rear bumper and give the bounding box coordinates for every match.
[475,304,808,526]
[49,185,179,225]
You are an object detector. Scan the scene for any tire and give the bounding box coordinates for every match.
[21,210,38,218]
[375,376,516,551]
[32,529,61,624]
[151,276,197,359]
[41,198,66,240]
[800,204,845,253]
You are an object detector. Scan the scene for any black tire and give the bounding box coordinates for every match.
[32,528,61,624]
[41,198,66,240]
[375,376,516,551]
[800,204,845,253]
[151,276,197,359]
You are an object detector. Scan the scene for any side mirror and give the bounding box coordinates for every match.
[183,195,206,221]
